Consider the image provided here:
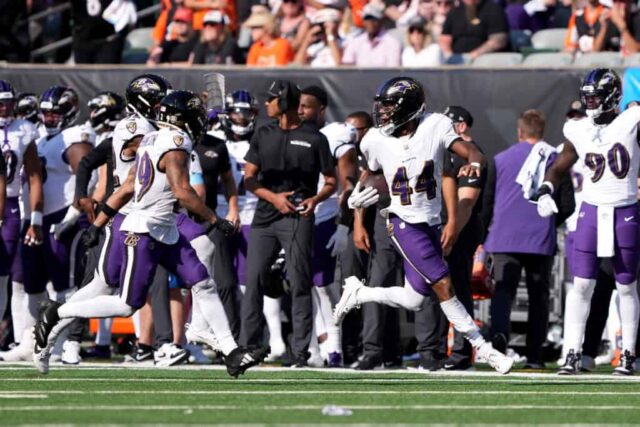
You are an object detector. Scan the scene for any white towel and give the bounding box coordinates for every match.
[516,141,556,201]
[102,0,137,33]
[597,206,615,257]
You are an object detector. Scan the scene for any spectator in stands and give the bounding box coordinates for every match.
[439,0,509,64]
[482,110,574,369]
[341,4,402,66]
[294,8,343,66]
[245,11,295,66]
[401,16,443,67]
[593,0,640,55]
[564,0,605,55]
[189,10,242,64]
[278,0,311,52]
[184,0,239,33]
[152,0,178,46]
[147,7,199,65]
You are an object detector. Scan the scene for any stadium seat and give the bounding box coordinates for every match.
[121,27,154,64]
[471,52,523,67]
[531,28,567,50]
[572,52,623,67]
[623,53,640,67]
[521,52,573,66]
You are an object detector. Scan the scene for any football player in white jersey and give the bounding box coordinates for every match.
[299,86,360,367]
[333,77,513,374]
[0,80,44,362]
[535,69,640,375]
[34,91,268,376]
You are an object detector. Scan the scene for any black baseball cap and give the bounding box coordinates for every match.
[301,85,328,107]
[444,105,473,127]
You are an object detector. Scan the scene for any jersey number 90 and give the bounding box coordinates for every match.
[585,143,630,182]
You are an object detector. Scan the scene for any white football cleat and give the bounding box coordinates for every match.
[485,348,514,375]
[61,340,82,365]
[154,343,189,367]
[333,276,364,325]
[185,323,221,352]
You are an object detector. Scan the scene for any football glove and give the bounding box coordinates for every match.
[325,224,349,257]
[534,181,558,218]
[52,206,82,240]
[82,225,101,248]
[210,218,237,237]
[347,181,379,209]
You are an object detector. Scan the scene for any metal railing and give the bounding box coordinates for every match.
[29,3,161,60]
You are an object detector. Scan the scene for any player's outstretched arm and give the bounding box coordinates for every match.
[449,139,485,177]
[164,150,217,225]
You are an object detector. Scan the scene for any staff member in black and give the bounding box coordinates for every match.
[240,80,336,366]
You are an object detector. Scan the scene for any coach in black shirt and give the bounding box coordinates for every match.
[240,80,336,366]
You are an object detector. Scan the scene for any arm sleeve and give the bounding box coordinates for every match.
[479,157,497,237]
[74,137,112,200]
[554,172,576,227]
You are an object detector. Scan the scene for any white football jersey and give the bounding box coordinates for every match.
[563,106,640,208]
[360,113,459,225]
[315,122,357,224]
[112,114,157,215]
[120,127,193,245]
[216,139,258,226]
[28,122,96,215]
[1,119,38,198]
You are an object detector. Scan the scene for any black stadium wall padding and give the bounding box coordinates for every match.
[0,66,588,157]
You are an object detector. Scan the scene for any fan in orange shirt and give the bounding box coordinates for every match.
[244,12,294,66]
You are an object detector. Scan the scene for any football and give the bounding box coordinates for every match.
[363,173,391,208]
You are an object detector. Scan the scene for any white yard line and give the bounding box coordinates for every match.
[0,404,639,411]
[2,390,640,396]
[0,394,47,399]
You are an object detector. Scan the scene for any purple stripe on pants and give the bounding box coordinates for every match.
[573,202,640,284]
[118,232,209,309]
[0,198,21,275]
[388,215,449,296]
[312,218,337,287]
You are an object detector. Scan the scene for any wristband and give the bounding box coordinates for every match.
[541,180,555,194]
[31,211,43,226]
[470,162,481,168]
[100,202,118,218]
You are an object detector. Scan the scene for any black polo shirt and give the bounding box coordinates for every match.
[442,0,509,53]
[194,133,231,212]
[245,121,335,226]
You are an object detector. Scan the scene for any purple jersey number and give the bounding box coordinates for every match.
[2,150,17,184]
[585,143,630,182]
[391,161,437,205]
[135,151,154,202]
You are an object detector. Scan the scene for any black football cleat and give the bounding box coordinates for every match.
[614,350,636,376]
[558,349,581,375]
[224,345,269,378]
[34,300,62,351]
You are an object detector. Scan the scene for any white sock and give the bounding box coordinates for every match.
[312,288,327,337]
[440,296,486,348]
[132,310,141,339]
[95,319,113,346]
[192,279,237,355]
[616,281,639,355]
[190,235,215,275]
[357,281,424,311]
[563,276,596,352]
[314,286,341,354]
[264,296,285,349]
[11,281,27,343]
[58,295,134,319]
[559,280,574,359]
[0,276,8,322]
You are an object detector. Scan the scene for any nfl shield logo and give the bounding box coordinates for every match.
[126,121,137,134]
[173,135,184,147]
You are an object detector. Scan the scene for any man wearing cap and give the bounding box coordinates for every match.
[245,12,294,66]
[341,4,402,67]
[482,109,574,368]
[413,106,485,370]
[294,8,343,67]
[147,7,199,65]
[190,10,242,64]
[240,80,336,366]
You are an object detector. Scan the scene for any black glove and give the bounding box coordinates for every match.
[208,218,237,237]
[82,225,101,248]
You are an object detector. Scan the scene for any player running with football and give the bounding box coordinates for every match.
[534,68,640,375]
[33,91,268,376]
[333,77,513,374]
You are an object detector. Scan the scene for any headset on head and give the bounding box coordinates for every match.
[269,80,301,113]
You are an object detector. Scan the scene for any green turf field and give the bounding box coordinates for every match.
[1,364,640,425]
